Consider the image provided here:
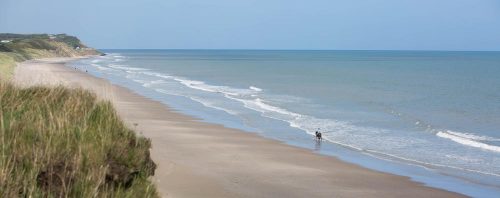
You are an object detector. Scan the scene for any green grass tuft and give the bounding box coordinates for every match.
[0,82,158,197]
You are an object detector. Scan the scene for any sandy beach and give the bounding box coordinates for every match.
[12,57,466,198]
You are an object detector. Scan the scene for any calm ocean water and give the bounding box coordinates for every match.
[73,50,500,197]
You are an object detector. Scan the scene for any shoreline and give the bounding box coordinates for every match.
[12,57,466,197]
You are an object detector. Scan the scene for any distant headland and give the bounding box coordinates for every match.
[0,33,101,79]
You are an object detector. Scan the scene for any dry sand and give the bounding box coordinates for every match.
[12,58,466,198]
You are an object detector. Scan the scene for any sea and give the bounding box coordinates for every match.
[72,50,500,197]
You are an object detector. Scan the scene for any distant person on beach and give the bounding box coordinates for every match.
[315,128,322,141]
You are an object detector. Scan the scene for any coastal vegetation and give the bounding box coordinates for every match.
[0,83,158,197]
[0,33,101,80]
[0,34,157,197]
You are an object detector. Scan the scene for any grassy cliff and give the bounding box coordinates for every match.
[0,83,158,197]
[0,35,158,197]
[0,33,102,80]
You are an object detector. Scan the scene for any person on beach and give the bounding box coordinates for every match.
[315,128,322,141]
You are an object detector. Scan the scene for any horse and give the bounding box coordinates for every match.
[315,131,322,141]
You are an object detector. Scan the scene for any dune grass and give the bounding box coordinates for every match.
[0,82,158,197]
[0,53,18,80]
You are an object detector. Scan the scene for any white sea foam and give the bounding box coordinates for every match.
[238,97,301,118]
[153,88,239,115]
[108,64,149,71]
[90,64,113,71]
[120,70,246,116]
[176,79,225,94]
[175,78,260,97]
[131,79,147,84]
[445,130,500,142]
[437,131,500,153]
[100,53,126,61]
[189,96,239,115]
[141,71,174,79]
[143,80,166,88]
[249,86,263,92]
[107,53,125,58]
[139,71,259,97]
[224,96,371,138]
[154,88,183,97]
[362,146,500,177]
[102,53,125,62]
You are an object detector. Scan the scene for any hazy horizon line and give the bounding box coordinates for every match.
[98,48,500,52]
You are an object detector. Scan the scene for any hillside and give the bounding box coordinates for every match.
[0,83,158,197]
[0,35,158,197]
[0,33,102,79]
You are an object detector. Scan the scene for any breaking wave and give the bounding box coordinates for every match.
[437,130,500,153]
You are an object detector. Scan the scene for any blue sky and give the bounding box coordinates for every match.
[1,0,500,50]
